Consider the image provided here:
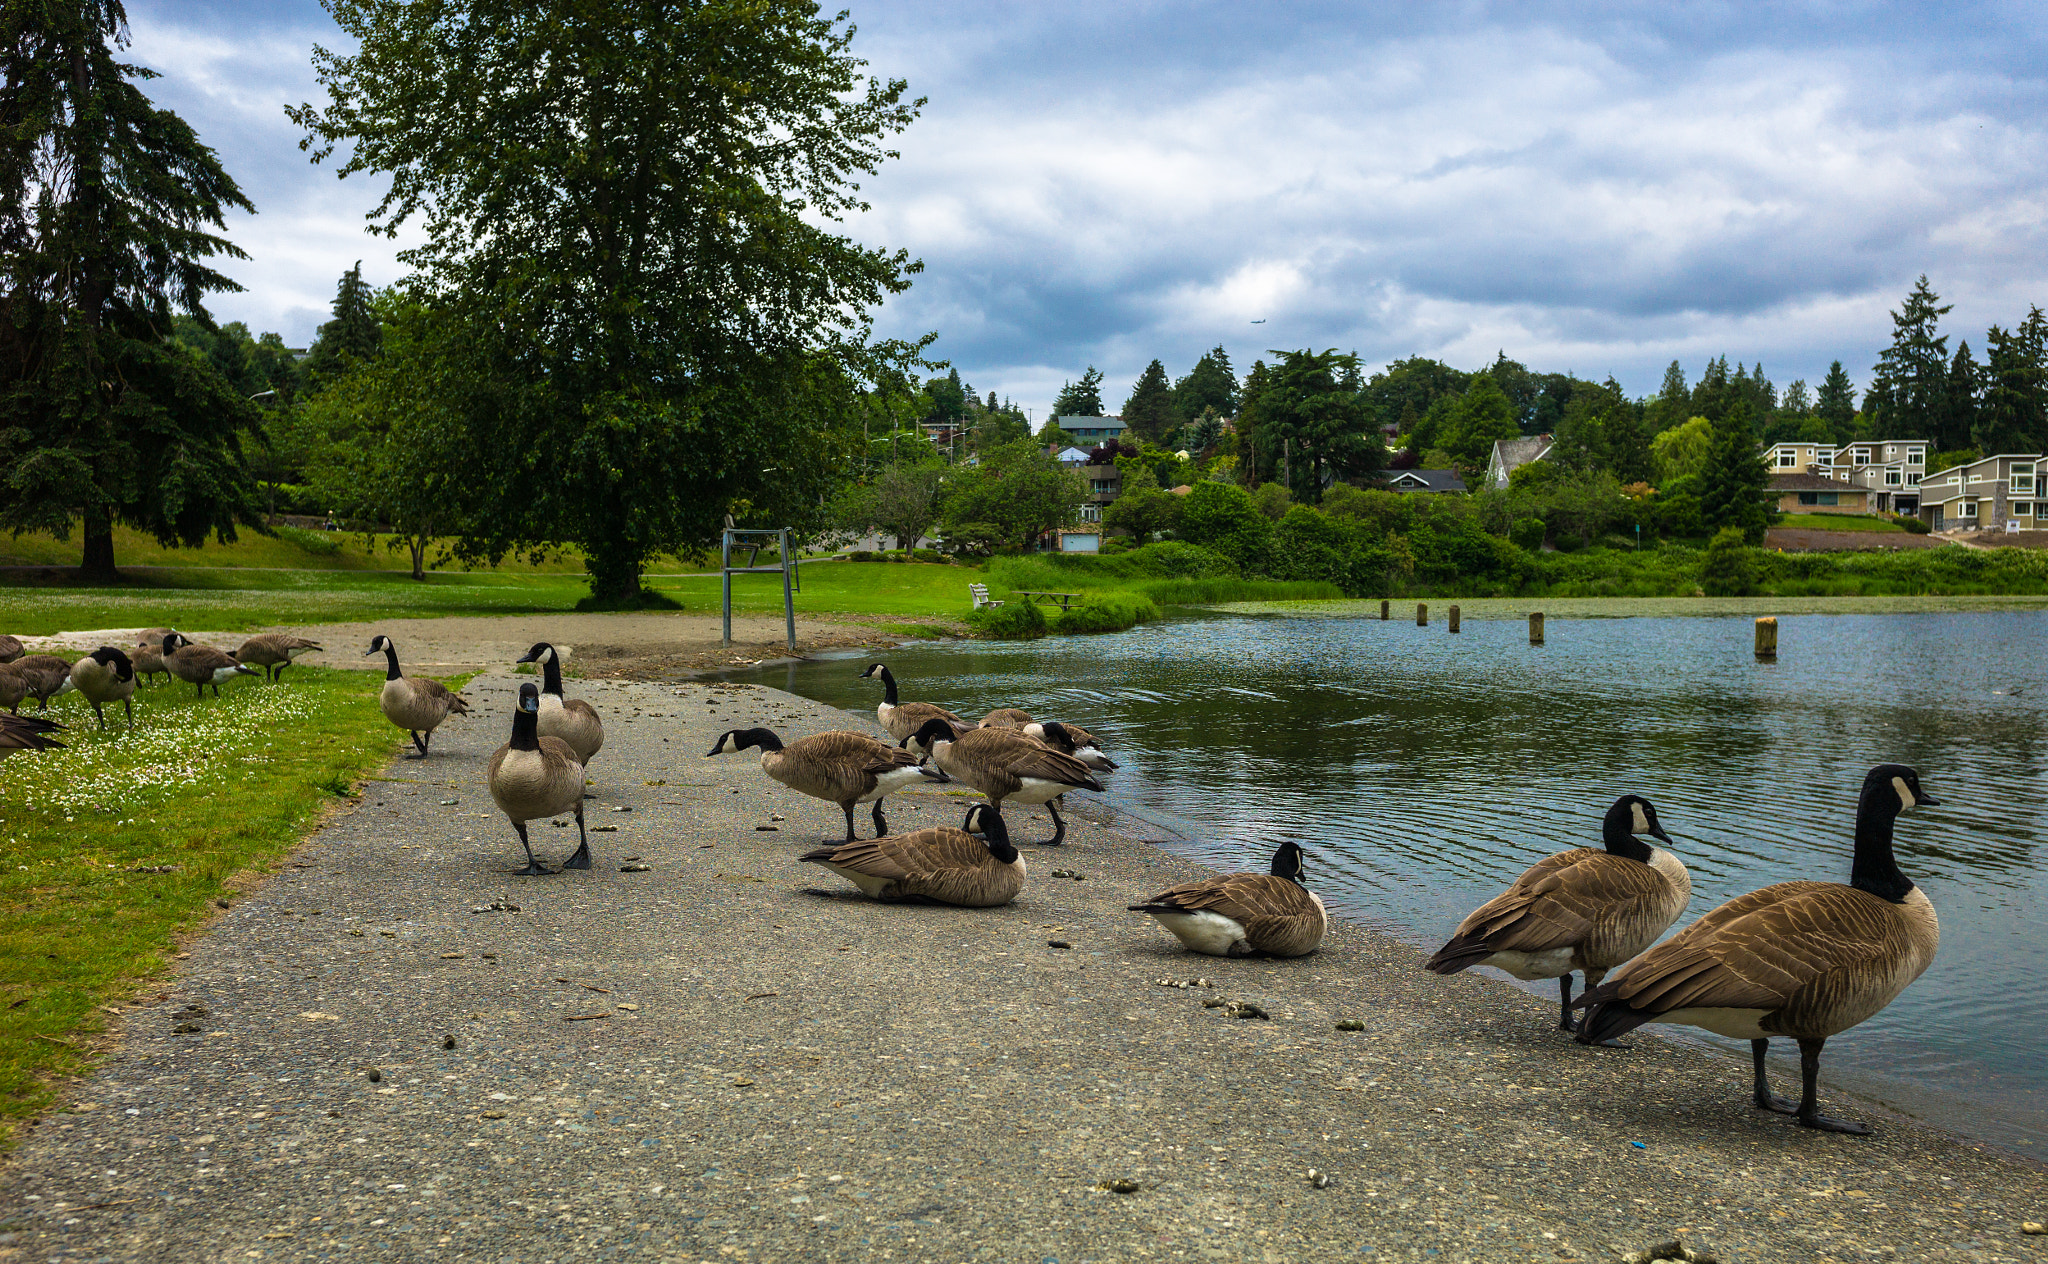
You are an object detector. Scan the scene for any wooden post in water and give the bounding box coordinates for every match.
[1448,604,1461,633]
[1380,599,1390,621]
[1755,616,1778,659]
[1416,602,1428,626]
[1529,612,1545,645]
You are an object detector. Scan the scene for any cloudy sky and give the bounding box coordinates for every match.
[139,0,2048,416]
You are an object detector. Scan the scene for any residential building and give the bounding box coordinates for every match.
[1768,472,1872,515]
[1485,435,1554,489]
[1056,415,1128,444]
[1839,460,1924,516]
[1917,454,2042,531]
[1385,469,1468,494]
[1078,460,1122,522]
[1761,439,1927,515]
[1762,441,1838,475]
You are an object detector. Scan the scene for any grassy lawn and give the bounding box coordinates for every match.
[1775,513,1908,532]
[0,665,443,1143]
[0,521,599,573]
[645,559,983,617]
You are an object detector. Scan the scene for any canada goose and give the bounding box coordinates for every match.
[980,708,1033,728]
[0,711,64,757]
[236,634,324,682]
[707,726,946,841]
[0,634,22,663]
[162,635,255,699]
[69,647,137,729]
[1424,795,1689,1039]
[859,662,969,743]
[1022,720,1119,772]
[0,665,26,715]
[1129,841,1327,957]
[1575,765,1942,1134]
[364,635,470,756]
[488,682,589,876]
[129,641,168,685]
[801,803,1025,906]
[903,717,1102,846]
[11,655,75,710]
[513,643,604,768]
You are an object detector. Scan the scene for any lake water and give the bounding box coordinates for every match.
[718,608,2048,1153]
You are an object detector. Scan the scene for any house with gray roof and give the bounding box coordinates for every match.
[1486,435,1555,489]
[1384,469,1468,493]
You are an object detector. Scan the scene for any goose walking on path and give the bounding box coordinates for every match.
[0,712,64,757]
[1575,765,1942,1135]
[903,717,1101,846]
[1424,795,1690,1039]
[12,655,75,710]
[1129,842,1327,957]
[707,726,946,842]
[365,635,470,757]
[514,643,604,775]
[800,803,1025,906]
[859,663,968,743]
[69,647,137,729]
[236,634,324,682]
[164,636,256,699]
[489,683,589,876]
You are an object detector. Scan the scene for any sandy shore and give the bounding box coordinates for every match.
[0,678,2040,1262]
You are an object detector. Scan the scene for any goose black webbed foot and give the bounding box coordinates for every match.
[1796,1111,1873,1135]
[514,860,557,876]
[562,841,592,870]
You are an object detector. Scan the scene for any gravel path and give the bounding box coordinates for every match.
[1,675,2041,1263]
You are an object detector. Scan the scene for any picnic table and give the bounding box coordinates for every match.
[1011,590,1082,611]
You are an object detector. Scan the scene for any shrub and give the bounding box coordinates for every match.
[847,550,874,561]
[912,549,948,564]
[1551,531,1582,554]
[1700,526,1759,596]
[964,601,1046,639]
[1050,592,1162,635]
[941,522,1002,557]
[1899,516,1931,534]
[1176,482,1274,572]
[1508,517,1545,552]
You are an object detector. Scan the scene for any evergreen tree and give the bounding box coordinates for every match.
[1699,403,1774,543]
[1363,356,1468,436]
[0,0,260,579]
[1690,355,1733,423]
[1438,372,1519,470]
[1945,340,1981,451]
[1170,345,1238,421]
[1645,359,1690,432]
[300,261,382,385]
[1256,348,1380,501]
[1119,359,1174,441]
[1978,317,2047,455]
[1866,275,1952,444]
[1602,399,1656,486]
[924,366,966,423]
[1232,359,1274,484]
[1050,365,1105,417]
[1815,360,1857,443]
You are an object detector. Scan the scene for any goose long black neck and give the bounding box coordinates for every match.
[541,651,565,698]
[510,702,541,751]
[1601,803,1653,864]
[877,666,899,706]
[979,809,1018,864]
[1851,777,1913,902]
[381,642,403,681]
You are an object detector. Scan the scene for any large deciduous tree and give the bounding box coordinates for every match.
[0,0,259,579]
[291,0,923,603]
[942,440,1081,549]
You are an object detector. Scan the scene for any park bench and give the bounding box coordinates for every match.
[1011,590,1082,611]
[969,583,1004,610]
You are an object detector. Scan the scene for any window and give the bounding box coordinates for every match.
[1852,447,1872,463]
[1778,452,1796,467]
[1796,491,1839,506]
[1089,479,1116,495]
[2014,470,2037,494]
[1078,503,1101,522]
[1961,501,1978,519]
[1907,472,1922,485]
[1886,471,1902,486]
[1907,447,1924,465]
[1819,492,1839,505]
[2014,502,2034,516]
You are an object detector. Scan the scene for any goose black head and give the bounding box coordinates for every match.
[515,642,556,666]
[1269,841,1308,885]
[1867,763,1939,811]
[365,635,391,656]
[160,632,183,654]
[1601,794,1671,861]
[1035,721,1073,750]
[906,716,956,756]
[858,662,888,680]
[967,804,1017,864]
[89,646,134,681]
[706,727,783,757]
[517,682,541,713]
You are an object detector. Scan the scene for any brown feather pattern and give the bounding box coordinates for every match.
[1134,873,1326,957]
[1436,848,1688,971]
[801,825,1024,906]
[929,727,1101,801]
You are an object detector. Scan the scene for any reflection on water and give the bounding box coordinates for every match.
[723,609,2048,1152]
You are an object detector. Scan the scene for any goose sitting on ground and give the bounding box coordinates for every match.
[12,655,76,710]
[1424,794,1690,1040]
[0,634,22,663]
[69,647,137,729]
[0,711,64,757]
[1023,720,1118,772]
[800,803,1025,906]
[903,717,1102,846]
[859,662,969,743]
[488,682,589,876]
[707,726,946,842]
[1129,841,1327,957]
[514,643,604,772]
[1575,765,1942,1135]
[236,634,324,682]
[365,635,470,757]
[979,707,1033,728]
[163,636,256,699]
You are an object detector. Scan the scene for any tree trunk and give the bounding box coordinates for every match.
[585,536,643,605]
[80,505,117,582]
[409,538,426,581]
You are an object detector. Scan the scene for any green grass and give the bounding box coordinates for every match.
[0,665,450,1141]
[644,560,984,619]
[1775,514,1907,533]
[0,521,597,573]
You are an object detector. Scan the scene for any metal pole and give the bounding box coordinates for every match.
[721,528,732,647]
[781,528,796,650]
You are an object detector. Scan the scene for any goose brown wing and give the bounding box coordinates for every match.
[800,827,983,879]
[1604,881,1912,1017]
[961,728,1101,789]
[563,698,601,723]
[409,675,472,713]
[1136,873,1315,923]
[1453,849,1667,953]
[789,730,896,762]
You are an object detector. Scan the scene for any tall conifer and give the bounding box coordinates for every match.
[1119,359,1174,441]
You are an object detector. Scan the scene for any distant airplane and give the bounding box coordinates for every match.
[1250,319,1266,324]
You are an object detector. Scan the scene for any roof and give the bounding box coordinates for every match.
[1489,436,1554,471]
[1768,473,1865,491]
[1385,469,1468,492]
[1052,446,1092,463]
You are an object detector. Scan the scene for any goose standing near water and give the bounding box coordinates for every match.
[0,712,63,756]
[859,663,968,743]
[979,708,1033,728]
[236,634,324,682]
[69,647,137,729]
[514,643,604,773]
[903,717,1101,846]
[12,655,75,709]
[1129,842,1327,957]
[1022,720,1118,772]
[1575,765,1942,1135]
[706,726,946,841]
[163,636,256,699]
[488,682,589,875]
[1424,794,1690,1038]
[801,803,1025,906]
[365,635,470,757]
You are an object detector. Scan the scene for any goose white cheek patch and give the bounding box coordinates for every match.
[1892,776,1916,808]
[1632,803,1649,833]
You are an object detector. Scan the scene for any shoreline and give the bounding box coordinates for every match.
[3,674,2040,1262]
[1213,593,2048,619]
